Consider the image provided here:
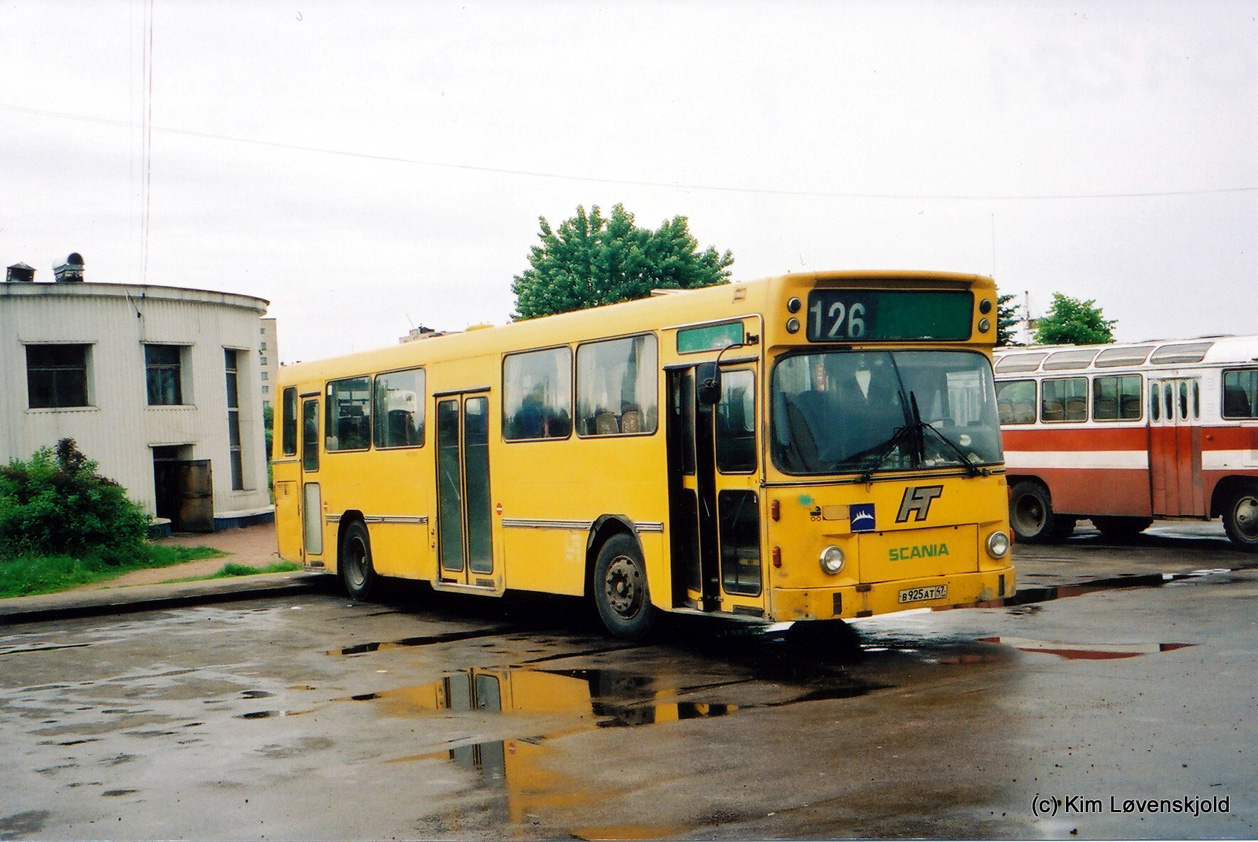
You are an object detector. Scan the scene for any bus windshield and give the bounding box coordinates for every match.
[771,349,1003,476]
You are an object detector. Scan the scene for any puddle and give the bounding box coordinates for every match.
[979,636,1194,660]
[941,568,1244,612]
[330,627,514,656]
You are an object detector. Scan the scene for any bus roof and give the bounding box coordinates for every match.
[994,335,1258,375]
[281,269,994,385]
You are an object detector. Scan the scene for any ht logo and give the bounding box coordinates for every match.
[896,485,943,523]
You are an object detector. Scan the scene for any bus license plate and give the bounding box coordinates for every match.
[898,584,948,604]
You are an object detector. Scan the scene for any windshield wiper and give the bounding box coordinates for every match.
[916,418,988,477]
[858,392,987,482]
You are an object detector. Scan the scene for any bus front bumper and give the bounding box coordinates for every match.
[770,566,1016,622]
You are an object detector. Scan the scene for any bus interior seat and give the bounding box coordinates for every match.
[1041,400,1064,421]
[1120,395,1142,418]
[620,408,643,433]
[1013,402,1035,423]
[1224,385,1250,417]
[1065,397,1087,420]
[1096,397,1117,419]
[998,402,1013,424]
[595,412,618,435]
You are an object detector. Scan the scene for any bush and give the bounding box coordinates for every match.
[0,439,151,565]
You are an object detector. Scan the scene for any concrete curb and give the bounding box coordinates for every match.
[0,572,324,626]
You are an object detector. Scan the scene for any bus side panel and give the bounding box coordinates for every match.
[496,436,668,599]
[1002,426,1153,517]
[320,449,434,582]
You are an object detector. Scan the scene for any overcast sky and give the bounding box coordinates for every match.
[2,1,1255,363]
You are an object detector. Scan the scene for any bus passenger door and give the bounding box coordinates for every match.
[435,393,495,587]
[299,395,324,565]
[667,363,764,616]
[1149,378,1205,516]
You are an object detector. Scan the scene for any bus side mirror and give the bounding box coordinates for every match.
[697,362,721,406]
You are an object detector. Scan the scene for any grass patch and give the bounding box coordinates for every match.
[212,561,301,578]
[159,561,302,584]
[0,544,227,599]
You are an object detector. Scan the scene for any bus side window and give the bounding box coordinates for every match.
[1151,382,1160,421]
[996,379,1035,425]
[281,387,298,456]
[1223,369,1258,418]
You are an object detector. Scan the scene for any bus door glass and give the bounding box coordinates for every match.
[300,396,323,559]
[666,363,762,614]
[1149,377,1204,516]
[436,394,494,585]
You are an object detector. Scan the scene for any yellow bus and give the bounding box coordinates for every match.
[272,270,1014,639]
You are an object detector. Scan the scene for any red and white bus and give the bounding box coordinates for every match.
[994,336,1258,551]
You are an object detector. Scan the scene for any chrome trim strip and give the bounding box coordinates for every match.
[328,514,429,525]
[501,517,665,534]
[502,518,593,531]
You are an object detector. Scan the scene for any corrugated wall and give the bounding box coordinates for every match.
[0,283,272,524]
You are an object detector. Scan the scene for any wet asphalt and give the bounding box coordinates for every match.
[1,521,1256,840]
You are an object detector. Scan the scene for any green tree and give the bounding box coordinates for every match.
[996,292,1022,347]
[0,439,149,563]
[1032,293,1116,345]
[511,204,734,320]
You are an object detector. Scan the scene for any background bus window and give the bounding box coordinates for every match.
[1042,378,1087,422]
[996,379,1036,424]
[502,348,572,440]
[326,376,371,451]
[1223,369,1258,418]
[715,369,755,473]
[1092,374,1142,421]
[576,334,657,436]
[281,387,298,456]
[1151,382,1161,421]
[374,368,425,448]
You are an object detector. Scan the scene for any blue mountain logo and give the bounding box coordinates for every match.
[850,503,876,532]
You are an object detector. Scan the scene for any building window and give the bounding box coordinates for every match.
[26,344,90,408]
[145,344,184,405]
[260,356,268,366]
[225,349,244,490]
[260,342,267,351]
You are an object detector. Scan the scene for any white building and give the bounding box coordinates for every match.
[1,260,272,532]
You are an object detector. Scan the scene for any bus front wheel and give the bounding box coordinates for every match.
[340,519,377,600]
[1010,481,1075,543]
[593,534,657,641]
[1222,485,1258,552]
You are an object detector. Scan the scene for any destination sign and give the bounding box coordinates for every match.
[805,289,974,342]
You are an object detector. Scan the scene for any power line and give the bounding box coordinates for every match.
[3,101,1257,203]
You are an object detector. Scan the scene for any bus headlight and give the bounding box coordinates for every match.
[820,545,845,575]
[986,531,1010,559]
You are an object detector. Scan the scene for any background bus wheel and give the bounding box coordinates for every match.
[1222,485,1258,552]
[593,535,657,640]
[340,520,376,600]
[1010,481,1070,543]
[1091,516,1153,542]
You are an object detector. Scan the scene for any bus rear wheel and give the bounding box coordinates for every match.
[1222,484,1258,552]
[1010,481,1075,543]
[340,519,376,600]
[1091,516,1153,542]
[593,534,657,641]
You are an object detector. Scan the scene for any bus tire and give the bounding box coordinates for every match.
[593,534,657,641]
[1222,484,1258,552]
[340,519,376,600]
[1010,481,1070,544]
[1091,516,1153,542]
